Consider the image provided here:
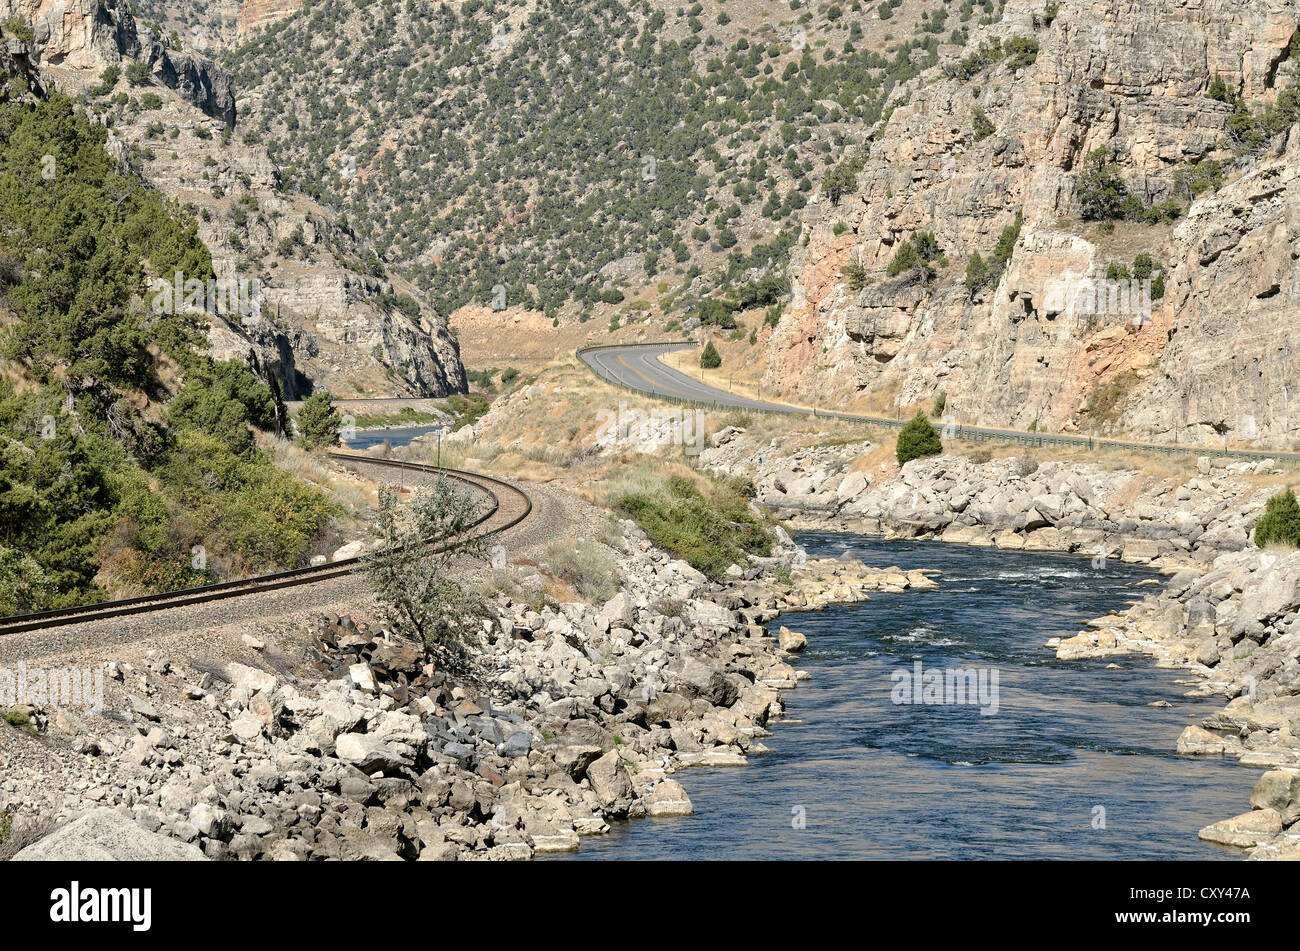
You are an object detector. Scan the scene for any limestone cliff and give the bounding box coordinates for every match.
[769,0,1300,450]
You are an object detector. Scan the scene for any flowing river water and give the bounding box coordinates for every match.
[342,424,445,451]
[555,532,1256,860]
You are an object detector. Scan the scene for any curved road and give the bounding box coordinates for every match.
[582,342,802,414]
[580,341,1299,462]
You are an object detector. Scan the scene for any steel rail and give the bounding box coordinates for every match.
[0,453,531,637]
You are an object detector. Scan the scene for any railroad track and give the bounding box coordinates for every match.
[0,453,531,637]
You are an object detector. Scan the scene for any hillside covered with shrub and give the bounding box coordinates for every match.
[223,0,983,324]
[0,89,335,616]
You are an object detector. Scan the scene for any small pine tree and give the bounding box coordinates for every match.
[896,411,943,465]
[964,252,988,292]
[700,340,722,369]
[1254,489,1300,548]
[295,391,342,450]
[1207,72,1232,103]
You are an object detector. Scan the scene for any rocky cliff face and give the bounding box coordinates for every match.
[3,0,466,399]
[769,0,1300,449]
[107,94,466,398]
[234,0,300,36]
[6,0,236,123]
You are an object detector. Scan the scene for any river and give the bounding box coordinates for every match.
[554,532,1256,860]
[341,424,445,451]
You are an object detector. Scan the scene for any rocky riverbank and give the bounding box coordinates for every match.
[0,519,936,861]
[702,426,1287,572]
[1051,547,1300,860]
[702,426,1300,859]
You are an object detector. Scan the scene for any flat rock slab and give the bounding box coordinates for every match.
[14,808,208,861]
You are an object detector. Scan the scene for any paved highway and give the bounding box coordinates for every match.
[578,341,1300,462]
[580,341,800,413]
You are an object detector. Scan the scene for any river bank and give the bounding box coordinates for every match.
[553,533,1255,860]
[699,427,1300,859]
[0,493,939,861]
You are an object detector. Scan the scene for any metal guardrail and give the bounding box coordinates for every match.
[576,342,1300,464]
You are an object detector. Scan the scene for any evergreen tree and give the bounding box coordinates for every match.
[700,340,722,369]
[295,391,343,450]
[1254,489,1300,548]
[896,411,943,465]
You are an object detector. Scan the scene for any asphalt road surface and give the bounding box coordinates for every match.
[578,342,1299,462]
[580,342,798,413]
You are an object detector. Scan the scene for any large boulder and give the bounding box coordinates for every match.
[777,626,807,652]
[644,780,694,817]
[1197,808,1283,848]
[1249,769,1300,825]
[586,750,635,817]
[13,808,208,861]
[670,658,739,707]
[335,733,415,773]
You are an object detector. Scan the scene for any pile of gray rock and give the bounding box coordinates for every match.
[2,520,935,861]
[702,428,1280,570]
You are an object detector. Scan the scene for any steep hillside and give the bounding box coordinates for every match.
[0,81,339,614]
[222,0,977,328]
[1,0,466,398]
[767,0,1300,450]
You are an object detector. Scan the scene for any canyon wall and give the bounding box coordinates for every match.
[769,0,1300,449]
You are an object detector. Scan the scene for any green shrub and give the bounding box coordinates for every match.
[295,390,342,450]
[1254,490,1300,548]
[821,158,860,204]
[887,231,943,277]
[695,297,738,328]
[157,430,336,574]
[964,252,989,292]
[2,15,34,44]
[896,411,943,465]
[842,261,871,290]
[700,340,722,368]
[2,709,33,730]
[0,546,55,617]
[167,359,277,457]
[616,474,772,579]
[1004,36,1039,69]
[125,61,153,86]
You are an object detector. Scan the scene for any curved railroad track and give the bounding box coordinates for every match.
[0,453,531,638]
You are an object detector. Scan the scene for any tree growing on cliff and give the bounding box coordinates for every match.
[700,340,722,369]
[896,412,943,466]
[821,159,859,205]
[1254,489,1300,549]
[363,481,491,657]
[1076,147,1142,221]
[294,391,342,450]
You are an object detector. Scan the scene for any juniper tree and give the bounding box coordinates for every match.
[896,411,943,466]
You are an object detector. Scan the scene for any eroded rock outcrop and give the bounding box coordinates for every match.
[768,0,1300,449]
[1,0,466,398]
